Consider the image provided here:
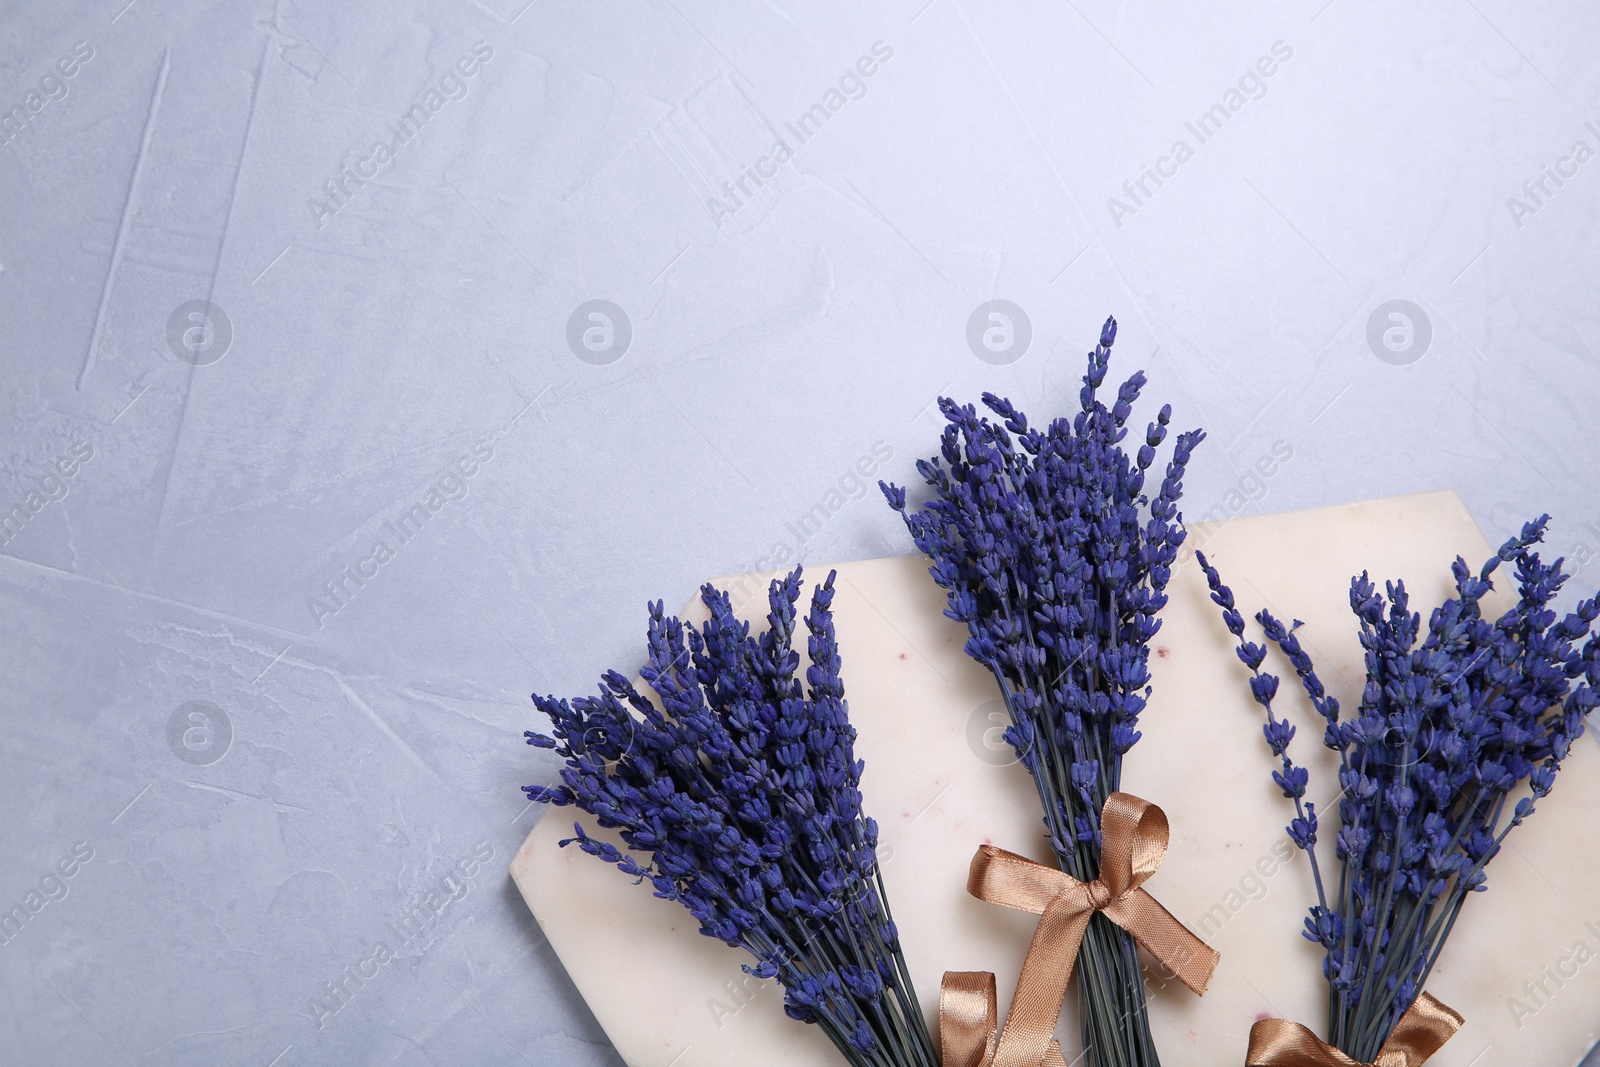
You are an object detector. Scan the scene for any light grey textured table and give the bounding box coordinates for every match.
[1,2,1597,1065]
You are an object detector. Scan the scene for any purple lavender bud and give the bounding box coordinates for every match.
[1250,673,1280,705]
[1273,765,1309,798]
[1263,718,1297,753]
[1100,315,1118,348]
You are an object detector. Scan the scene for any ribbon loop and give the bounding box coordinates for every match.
[940,971,1067,1067]
[1097,792,1168,898]
[1381,993,1463,1066]
[1245,992,1464,1067]
[940,972,998,1067]
[939,792,1219,1067]
[967,844,1076,914]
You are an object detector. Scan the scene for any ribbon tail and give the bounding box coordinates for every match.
[1376,992,1464,1067]
[989,896,1094,1067]
[1103,887,1220,995]
[940,971,997,1067]
[1246,1018,1363,1067]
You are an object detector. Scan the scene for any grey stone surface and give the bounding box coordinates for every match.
[0,1,1596,1064]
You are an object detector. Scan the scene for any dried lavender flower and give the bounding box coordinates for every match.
[525,568,937,1067]
[1199,517,1600,1062]
[881,315,1204,1067]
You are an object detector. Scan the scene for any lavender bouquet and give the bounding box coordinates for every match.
[881,317,1204,1067]
[524,568,938,1067]
[1198,517,1600,1062]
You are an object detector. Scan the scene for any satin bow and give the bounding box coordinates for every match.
[1246,993,1464,1067]
[940,792,1221,1067]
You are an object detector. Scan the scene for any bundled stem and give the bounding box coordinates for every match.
[525,569,938,1067]
[1199,518,1600,1061]
[883,316,1204,1067]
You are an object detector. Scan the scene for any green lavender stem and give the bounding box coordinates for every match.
[1075,905,1159,1067]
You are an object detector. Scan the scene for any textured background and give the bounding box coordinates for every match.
[1,1,1597,1065]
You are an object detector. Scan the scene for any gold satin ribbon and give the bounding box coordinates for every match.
[1245,992,1464,1067]
[939,792,1221,1067]
[941,972,1067,1067]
